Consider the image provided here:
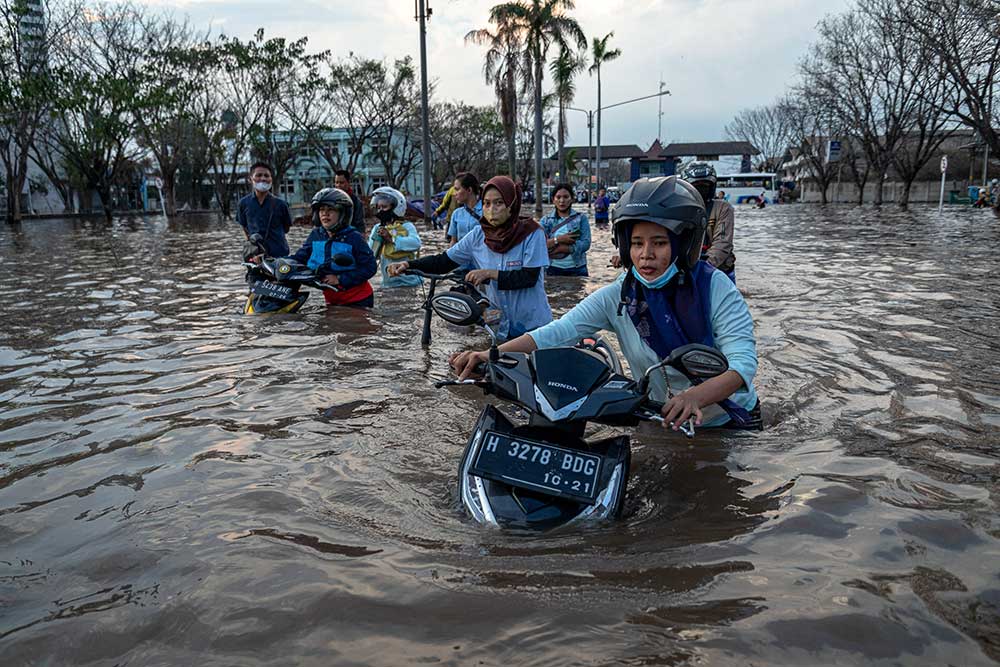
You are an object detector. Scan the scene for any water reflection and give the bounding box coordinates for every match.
[1,206,999,665]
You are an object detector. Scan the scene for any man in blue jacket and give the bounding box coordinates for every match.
[237,161,291,259]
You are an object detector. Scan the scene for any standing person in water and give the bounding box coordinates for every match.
[451,176,760,431]
[593,187,611,229]
[446,172,483,247]
[333,169,366,234]
[368,186,422,288]
[237,161,292,261]
[681,162,737,284]
[288,188,377,307]
[539,183,591,276]
[387,175,552,340]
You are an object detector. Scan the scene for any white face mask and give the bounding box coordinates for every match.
[253,181,271,193]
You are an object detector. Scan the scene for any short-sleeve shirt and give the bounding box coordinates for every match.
[446,227,552,339]
[236,193,291,257]
[447,201,483,242]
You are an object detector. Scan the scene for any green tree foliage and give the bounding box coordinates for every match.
[485,0,585,213]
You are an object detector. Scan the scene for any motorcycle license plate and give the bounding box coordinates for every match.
[470,431,601,504]
[250,279,294,301]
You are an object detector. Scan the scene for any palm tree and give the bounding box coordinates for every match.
[550,45,586,180]
[465,15,526,178]
[589,31,621,189]
[488,0,585,214]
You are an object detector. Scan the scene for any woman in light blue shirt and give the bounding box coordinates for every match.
[446,172,484,247]
[388,175,552,340]
[451,176,760,431]
[539,182,591,276]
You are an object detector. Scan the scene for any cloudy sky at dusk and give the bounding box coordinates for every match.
[137,0,852,152]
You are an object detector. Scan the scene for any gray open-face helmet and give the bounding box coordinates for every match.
[611,176,707,272]
[311,187,354,231]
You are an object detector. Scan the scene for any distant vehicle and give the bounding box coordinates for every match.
[716,173,778,205]
[606,186,622,203]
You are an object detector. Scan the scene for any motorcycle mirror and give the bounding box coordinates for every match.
[431,291,484,326]
[667,343,729,379]
[330,253,355,269]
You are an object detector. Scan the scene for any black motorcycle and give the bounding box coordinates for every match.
[242,233,345,315]
[417,271,732,530]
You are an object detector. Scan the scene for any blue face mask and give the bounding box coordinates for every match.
[631,262,678,289]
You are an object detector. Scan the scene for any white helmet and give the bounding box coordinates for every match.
[370,186,407,218]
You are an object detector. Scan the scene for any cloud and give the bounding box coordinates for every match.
[132,0,852,148]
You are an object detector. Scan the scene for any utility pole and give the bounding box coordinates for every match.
[416,0,433,226]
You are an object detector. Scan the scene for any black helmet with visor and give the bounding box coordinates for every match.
[311,187,354,231]
[611,176,707,273]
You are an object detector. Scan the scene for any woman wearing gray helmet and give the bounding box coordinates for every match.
[451,176,760,431]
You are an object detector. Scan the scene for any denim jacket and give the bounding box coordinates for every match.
[539,210,591,270]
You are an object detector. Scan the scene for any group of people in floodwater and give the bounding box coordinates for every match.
[238,160,760,432]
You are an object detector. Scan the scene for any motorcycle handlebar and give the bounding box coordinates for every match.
[403,268,466,282]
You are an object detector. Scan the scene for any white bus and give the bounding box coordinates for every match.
[716,172,778,205]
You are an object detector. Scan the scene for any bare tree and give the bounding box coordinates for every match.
[781,93,841,204]
[724,103,790,172]
[798,7,906,205]
[860,0,956,208]
[902,0,999,157]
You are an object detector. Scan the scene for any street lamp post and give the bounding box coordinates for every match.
[594,89,670,190]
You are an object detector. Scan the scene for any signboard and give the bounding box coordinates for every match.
[154,177,163,189]
[826,140,842,163]
[940,156,948,173]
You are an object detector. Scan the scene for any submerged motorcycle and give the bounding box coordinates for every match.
[411,270,732,531]
[241,233,345,315]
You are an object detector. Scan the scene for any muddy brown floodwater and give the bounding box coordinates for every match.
[1,205,999,666]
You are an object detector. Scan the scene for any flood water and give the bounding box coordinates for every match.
[1,205,999,666]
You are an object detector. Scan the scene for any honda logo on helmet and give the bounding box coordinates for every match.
[626,202,649,207]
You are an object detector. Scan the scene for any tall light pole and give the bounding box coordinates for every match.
[416,0,433,225]
[594,89,670,190]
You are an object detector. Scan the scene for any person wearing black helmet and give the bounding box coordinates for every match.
[287,187,377,307]
[451,175,760,431]
[681,162,737,283]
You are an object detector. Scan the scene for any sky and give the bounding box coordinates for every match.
[136,0,853,152]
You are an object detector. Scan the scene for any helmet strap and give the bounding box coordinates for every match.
[617,271,634,316]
